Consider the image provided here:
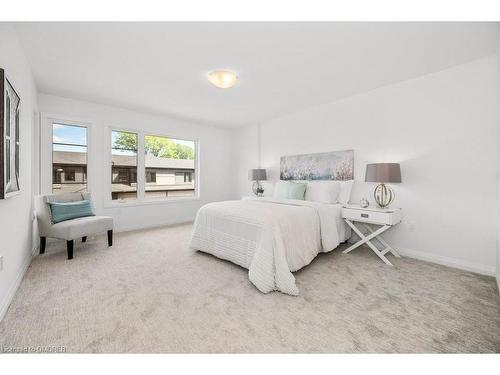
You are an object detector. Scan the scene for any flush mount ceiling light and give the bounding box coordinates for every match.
[207,70,238,89]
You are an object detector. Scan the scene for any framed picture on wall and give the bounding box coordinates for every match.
[0,68,21,199]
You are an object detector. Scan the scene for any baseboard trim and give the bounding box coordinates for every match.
[0,251,33,322]
[398,247,495,277]
[115,219,194,234]
[42,220,195,245]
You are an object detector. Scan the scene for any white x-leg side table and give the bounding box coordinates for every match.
[341,205,402,265]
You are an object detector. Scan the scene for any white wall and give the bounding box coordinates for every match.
[235,56,499,276]
[37,94,236,232]
[232,123,260,197]
[0,25,38,320]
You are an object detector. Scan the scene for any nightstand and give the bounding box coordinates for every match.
[342,205,402,265]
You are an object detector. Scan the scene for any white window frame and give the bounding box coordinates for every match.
[104,126,200,207]
[41,115,92,196]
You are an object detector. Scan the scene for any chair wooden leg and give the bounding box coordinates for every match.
[82,236,87,243]
[107,230,113,247]
[67,240,74,260]
[40,237,46,254]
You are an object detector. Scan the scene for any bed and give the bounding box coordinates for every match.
[190,197,350,295]
[191,150,354,295]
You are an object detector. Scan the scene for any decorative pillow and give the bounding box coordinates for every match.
[337,180,354,205]
[45,192,86,224]
[305,181,341,204]
[288,182,307,200]
[49,200,95,224]
[273,181,306,200]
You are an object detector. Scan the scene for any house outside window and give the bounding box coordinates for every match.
[108,129,198,202]
[111,130,138,201]
[52,123,88,193]
[143,135,196,199]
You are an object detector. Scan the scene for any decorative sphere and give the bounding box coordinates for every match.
[360,198,369,208]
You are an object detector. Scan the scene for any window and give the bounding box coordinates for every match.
[107,130,197,203]
[65,169,76,182]
[174,171,193,183]
[144,135,196,199]
[146,171,156,183]
[15,106,19,182]
[53,169,61,184]
[52,123,87,193]
[6,95,10,186]
[111,130,138,201]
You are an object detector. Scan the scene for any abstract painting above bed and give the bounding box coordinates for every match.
[280,150,354,181]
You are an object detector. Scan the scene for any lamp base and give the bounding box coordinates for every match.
[374,183,394,208]
[252,181,264,197]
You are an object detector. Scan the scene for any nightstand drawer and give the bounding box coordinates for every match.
[342,208,401,225]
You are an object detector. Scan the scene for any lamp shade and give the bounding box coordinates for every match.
[248,169,267,181]
[365,163,401,183]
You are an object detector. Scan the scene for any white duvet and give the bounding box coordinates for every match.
[190,198,347,295]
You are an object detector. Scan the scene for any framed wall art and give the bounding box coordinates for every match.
[280,149,354,181]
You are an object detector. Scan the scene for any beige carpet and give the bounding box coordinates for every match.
[1,223,499,353]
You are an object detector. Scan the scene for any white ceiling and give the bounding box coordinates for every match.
[13,22,499,127]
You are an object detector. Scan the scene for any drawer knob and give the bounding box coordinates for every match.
[361,213,369,218]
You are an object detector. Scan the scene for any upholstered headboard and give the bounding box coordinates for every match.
[280,149,354,181]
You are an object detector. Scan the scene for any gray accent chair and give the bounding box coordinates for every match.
[35,192,113,259]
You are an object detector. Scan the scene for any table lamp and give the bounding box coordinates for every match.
[365,163,401,208]
[248,169,267,197]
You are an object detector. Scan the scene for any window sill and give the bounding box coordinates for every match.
[103,197,201,209]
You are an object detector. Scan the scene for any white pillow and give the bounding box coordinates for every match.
[337,180,354,205]
[273,181,289,199]
[305,181,341,204]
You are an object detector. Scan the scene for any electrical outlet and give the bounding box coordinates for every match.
[0,255,3,271]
